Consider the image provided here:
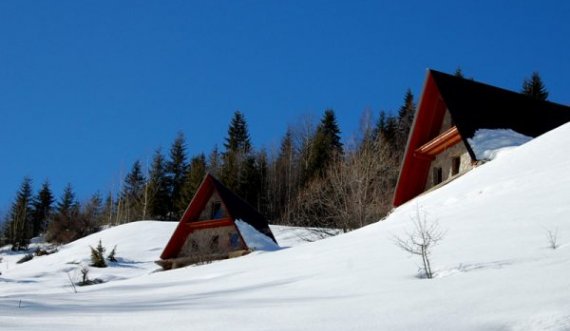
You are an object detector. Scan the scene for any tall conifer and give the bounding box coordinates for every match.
[147,149,170,220]
[31,180,54,237]
[166,133,189,220]
[302,109,343,184]
[122,160,146,221]
[221,111,253,193]
[396,89,416,156]
[7,177,33,250]
[178,153,207,213]
[521,71,549,100]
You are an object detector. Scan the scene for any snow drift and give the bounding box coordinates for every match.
[467,128,533,160]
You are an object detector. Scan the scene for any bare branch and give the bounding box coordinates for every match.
[393,205,445,279]
[545,227,559,250]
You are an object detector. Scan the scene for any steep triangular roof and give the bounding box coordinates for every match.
[209,175,276,242]
[160,174,276,260]
[431,70,570,159]
[393,69,570,206]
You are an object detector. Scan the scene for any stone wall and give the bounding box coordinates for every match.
[424,142,474,191]
[178,225,245,259]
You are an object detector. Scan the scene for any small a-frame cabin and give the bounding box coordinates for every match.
[157,174,277,270]
[393,69,570,207]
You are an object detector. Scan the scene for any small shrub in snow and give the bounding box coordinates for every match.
[90,240,107,268]
[76,265,104,286]
[107,245,118,262]
[33,246,57,257]
[16,254,34,264]
[545,227,559,250]
[394,206,445,279]
[79,265,90,284]
[67,265,104,288]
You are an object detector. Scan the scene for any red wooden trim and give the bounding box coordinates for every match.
[186,218,233,230]
[393,71,449,206]
[161,174,217,259]
[414,126,461,156]
[412,152,435,161]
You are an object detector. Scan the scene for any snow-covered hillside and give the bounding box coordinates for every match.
[2,123,570,330]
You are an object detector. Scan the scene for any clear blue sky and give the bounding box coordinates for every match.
[1,1,569,213]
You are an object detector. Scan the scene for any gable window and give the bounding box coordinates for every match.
[433,167,443,186]
[451,157,461,176]
[210,201,223,219]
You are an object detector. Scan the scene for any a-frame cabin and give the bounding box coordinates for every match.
[157,174,277,270]
[393,69,570,207]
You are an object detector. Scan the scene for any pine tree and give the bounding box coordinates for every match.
[207,145,221,176]
[238,155,259,206]
[166,133,189,220]
[90,240,107,268]
[319,109,343,155]
[57,184,79,216]
[273,128,297,220]
[454,67,465,78]
[302,109,343,184]
[122,160,146,221]
[221,111,253,192]
[395,89,416,157]
[255,150,269,214]
[46,184,81,243]
[375,110,398,150]
[224,111,252,154]
[177,153,207,213]
[147,149,170,220]
[522,71,549,101]
[372,111,387,142]
[31,180,54,237]
[107,245,118,262]
[7,177,34,250]
[221,151,239,192]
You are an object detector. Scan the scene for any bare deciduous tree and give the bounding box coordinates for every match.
[290,134,396,233]
[394,206,445,279]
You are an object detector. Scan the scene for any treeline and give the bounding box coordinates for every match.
[0,70,550,249]
[0,90,415,249]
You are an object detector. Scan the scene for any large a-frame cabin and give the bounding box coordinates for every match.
[157,174,277,270]
[393,70,570,207]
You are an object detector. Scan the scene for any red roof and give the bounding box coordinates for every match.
[392,71,448,206]
[393,70,570,207]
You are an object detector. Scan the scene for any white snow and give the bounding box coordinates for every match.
[235,219,280,251]
[468,128,532,160]
[2,122,570,330]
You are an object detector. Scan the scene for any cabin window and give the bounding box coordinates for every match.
[209,235,219,251]
[210,201,223,219]
[191,240,199,251]
[433,167,443,186]
[451,157,461,176]
[230,232,241,249]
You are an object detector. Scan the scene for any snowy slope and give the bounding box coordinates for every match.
[2,123,570,330]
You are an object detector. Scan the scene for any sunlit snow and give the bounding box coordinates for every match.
[468,128,532,160]
[2,123,570,330]
[235,219,280,251]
